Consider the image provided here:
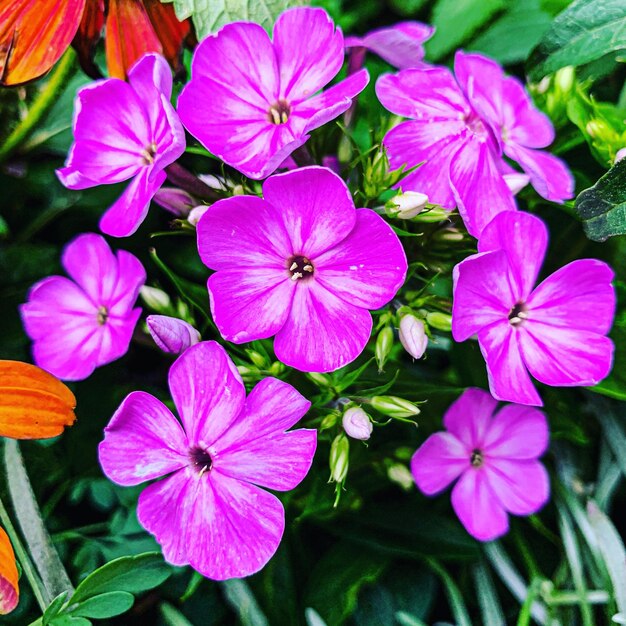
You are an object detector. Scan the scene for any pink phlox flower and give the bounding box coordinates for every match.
[375,50,573,237]
[147,315,201,354]
[57,54,186,237]
[197,166,408,373]
[177,7,369,180]
[20,233,146,381]
[452,211,615,406]
[344,21,434,69]
[98,341,317,580]
[411,387,550,541]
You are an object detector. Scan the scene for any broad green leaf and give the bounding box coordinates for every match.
[68,592,135,619]
[472,562,505,626]
[161,0,305,40]
[49,617,91,626]
[43,592,71,625]
[220,579,270,626]
[70,553,171,604]
[528,0,626,81]
[574,157,626,241]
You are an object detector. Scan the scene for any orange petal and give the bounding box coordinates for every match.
[105,0,162,79]
[0,527,18,615]
[73,0,105,78]
[144,0,190,76]
[0,0,85,86]
[0,361,76,439]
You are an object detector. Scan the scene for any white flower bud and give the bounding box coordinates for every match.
[140,286,171,312]
[371,395,420,419]
[388,191,429,219]
[387,463,415,491]
[329,434,350,483]
[187,205,209,226]
[342,407,373,441]
[398,315,428,360]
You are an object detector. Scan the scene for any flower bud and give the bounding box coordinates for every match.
[554,66,575,93]
[146,315,201,355]
[375,326,394,372]
[140,286,172,312]
[426,311,452,332]
[387,191,428,219]
[412,205,450,223]
[387,463,414,491]
[307,372,332,387]
[153,187,195,217]
[615,148,626,164]
[370,395,420,419]
[320,412,340,431]
[342,407,373,441]
[329,434,349,483]
[187,205,209,226]
[246,350,268,369]
[398,314,427,360]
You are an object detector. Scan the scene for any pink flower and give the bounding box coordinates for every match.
[98,341,316,580]
[197,167,408,373]
[177,7,369,180]
[57,54,185,237]
[452,211,615,406]
[411,388,550,541]
[375,51,573,237]
[147,315,200,355]
[20,234,145,381]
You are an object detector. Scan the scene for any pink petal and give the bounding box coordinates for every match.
[168,341,246,447]
[442,388,498,449]
[484,459,550,516]
[451,469,509,541]
[273,7,344,103]
[482,404,549,459]
[128,52,173,103]
[99,167,166,237]
[477,211,548,301]
[99,391,189,486]
[106,250,146,315]
[97,307,142,367]
[274,282,372,372]
[262,166,356,258]
[411,432,469,495]
[314,209,407,309]
[147,315,201,354]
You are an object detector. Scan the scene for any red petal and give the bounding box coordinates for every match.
[73,0,105,78]
[144,0,190,75]
[0,528,18,615]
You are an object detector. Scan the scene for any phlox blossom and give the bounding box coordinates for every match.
[376,51,573,237]
[412,388,550,541]
[21,234,145,381]
[147,315,200,355]
[177,7,369,180]
[57,53,185,237]
[452,211,615,406]
[98,341,317,580]
[197,166,408,373]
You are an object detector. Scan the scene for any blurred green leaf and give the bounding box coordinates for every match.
[68,591,134,619]
[472,562,505,626]
[220,579,270,626]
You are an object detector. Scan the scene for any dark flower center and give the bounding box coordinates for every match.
[471,449,484,468]
[508,302,528,326]
[97,305,109,326]
[140,142,157,165]
[189,447,213,475]
[268,99,291,125]
[288,255,314,281]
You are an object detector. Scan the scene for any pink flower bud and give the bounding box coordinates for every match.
[153,187,195,217]
[342,407,373,441]
[615,148,626,164]
[147,315,201,355]
[399,315,428,359]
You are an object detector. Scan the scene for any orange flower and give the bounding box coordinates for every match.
[0,527,18,615]
[0,361,76,439]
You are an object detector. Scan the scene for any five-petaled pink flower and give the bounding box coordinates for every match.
[98,341,317,580]
[57,54,186,237]
[452,211,615,406]
[177,7,369,180]
[20,234,146,381]
[411,387,550,541]
[375,51,574,237]
[197,166,408,373]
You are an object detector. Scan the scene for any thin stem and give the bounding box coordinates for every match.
[0,48,77,164]
[165,163,221,201]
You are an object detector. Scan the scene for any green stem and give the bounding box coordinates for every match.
[0,48,76,163]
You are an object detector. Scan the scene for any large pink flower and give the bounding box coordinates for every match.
[412,388,550,542]
[98,341,316,580]
[57,53,185,237]
[20,233,145,381]
[197,167,408,373]
[177,7,369,180]
[452,212,615,406]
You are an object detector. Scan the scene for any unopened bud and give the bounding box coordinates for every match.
[140,286,172,312]
[412,205,450,223]
[426,311,452,332]
[375,326,394,372]
[387,463,414,491]
[615,148,626,164]
[146,315,200,354]
[432,227,464,243]
[387,191,428,219]
[246,350,268,369]
[554,66,575,92]
[307,372,332,387]
[329,434,350,483]
[153,187,195,217]
[268,361,286,377]
[342,407,373,441]
[187,205,209,226]
[370,395,420,419]
[398,315,427,359]
[320,412,340,431]
[586,119,610,139]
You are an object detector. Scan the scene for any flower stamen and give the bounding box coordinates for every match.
[97,305,109,325]
[470,449,483,467]
[508,302,528,326]
[268,99,291,125]
[189,447,213,475]
[288,255,314,281]
[140,142,157,165]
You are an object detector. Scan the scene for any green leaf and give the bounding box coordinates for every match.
[574,157,626,241]
[49,617,92,626]
[161,0,304,40]
[528,0,626,81]
[43,592,71,625]
[472,562,505,626]
[70,553,171,604]
[426,559,471,626]
[220,579,270,626]
[68,592,135,619]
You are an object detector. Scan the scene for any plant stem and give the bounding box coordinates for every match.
[0,48,77,164]
[165,163,221,201]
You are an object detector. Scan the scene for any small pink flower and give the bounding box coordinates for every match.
[177,7,369,180]
[98,341,316,580]
[452,211,615,406]
[411,388,550,541]
[57,54,185,237]
[147,315,200,354]
[197,166,408,372]
[20,234,145,381]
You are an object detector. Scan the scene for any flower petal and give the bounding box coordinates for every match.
[0,527,18,615]
[442,388,498,450]
[168,341,246,447]
[411,432,469,495]
[314,209,407,309]
[107,249,146,316]
[274,282,372,372]
[72,0,105,78]
[99,391,189,486]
